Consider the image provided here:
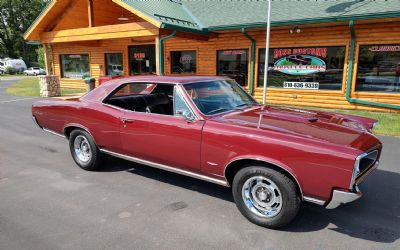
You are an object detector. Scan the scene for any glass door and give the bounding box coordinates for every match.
[128,45,156,75]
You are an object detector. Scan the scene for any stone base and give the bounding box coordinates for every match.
[39,75,61,97]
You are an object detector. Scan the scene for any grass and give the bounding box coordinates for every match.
[0,74,26,78]
[281,105,400,137]
[6,77,84,97]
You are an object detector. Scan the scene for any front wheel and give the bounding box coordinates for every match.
[69,129,105,171]
[232,166,301,228]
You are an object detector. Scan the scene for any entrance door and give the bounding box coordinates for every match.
[128,45,156,75]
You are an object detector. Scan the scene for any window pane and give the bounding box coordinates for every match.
[258,47,345,90]
[217,49,248,86]
[174,87,193,117]
[105,53,124,76]
[128,45,156,75]
[184,80,257,115]
[113,83,155,97]
[171,51,196,74]
[356,45,400,93]
[60,54,90,79]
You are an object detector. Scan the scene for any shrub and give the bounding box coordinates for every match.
[5,66,16,75]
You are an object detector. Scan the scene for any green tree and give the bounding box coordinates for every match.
[0,0,47,65]
[36,46,45,68]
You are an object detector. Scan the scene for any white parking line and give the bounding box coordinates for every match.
[0,97,37,104]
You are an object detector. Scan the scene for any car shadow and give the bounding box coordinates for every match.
[99,156,234,202]
[99,157,400,243]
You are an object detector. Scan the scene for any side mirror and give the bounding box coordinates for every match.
[178,110,196,123]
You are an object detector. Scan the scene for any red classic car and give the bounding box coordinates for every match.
[32,76,381,228]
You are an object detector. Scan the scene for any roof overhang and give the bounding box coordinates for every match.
[208,11,400,31]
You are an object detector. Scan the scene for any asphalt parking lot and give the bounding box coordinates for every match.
[0,78,399,250]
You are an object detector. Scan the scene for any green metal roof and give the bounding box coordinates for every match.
[27,0,400,39]
[121,0,400,32]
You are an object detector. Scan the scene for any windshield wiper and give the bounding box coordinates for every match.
[207,108,232,115]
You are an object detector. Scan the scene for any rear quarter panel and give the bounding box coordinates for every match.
[32,99,123,152]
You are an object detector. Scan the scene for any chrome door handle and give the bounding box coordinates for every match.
[121,117,135,124]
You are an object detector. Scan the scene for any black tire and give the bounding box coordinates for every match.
[232,165,301,229]
[69,129,105,171]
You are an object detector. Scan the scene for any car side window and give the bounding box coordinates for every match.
[174,87,195,119]
[104,83,174,116]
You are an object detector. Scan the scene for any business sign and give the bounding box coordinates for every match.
[283,81,319,90]
[180,54,192,64]
[133,53,146,60]
[368,45,400,52]
[272,47,327,75]
[222,50,245,55]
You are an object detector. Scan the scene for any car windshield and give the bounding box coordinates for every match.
[183,80,258,115]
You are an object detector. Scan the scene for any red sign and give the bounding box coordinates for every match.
[368,45,400,52]
[222,50,245,55]
[133,53,145,60]
[273,48,327,59]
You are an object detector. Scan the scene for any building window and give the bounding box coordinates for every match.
[60,54,90,79]
[105,53,124,76]
[257,46,345,90]
[217,49,248,86]
[128,45,156,75]
[170,51,196,74]
[356,45,400,93]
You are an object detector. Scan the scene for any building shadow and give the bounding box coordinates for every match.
[99,157,399,243]
[325,0,364,13]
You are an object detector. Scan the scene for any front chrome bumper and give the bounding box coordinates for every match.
[325,160,379,209]
[325,187,362,209]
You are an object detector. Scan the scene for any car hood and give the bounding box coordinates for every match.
[211,106,380,151]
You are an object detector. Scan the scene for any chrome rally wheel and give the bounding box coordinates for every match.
[69,129,105,171]
[73,135,92,163]
[242,176,283,218]
[232,166,301,228]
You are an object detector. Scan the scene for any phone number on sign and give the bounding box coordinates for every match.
[283,82,319,90]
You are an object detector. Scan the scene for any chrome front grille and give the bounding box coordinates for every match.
[350,148,380,189]
[358,150,379,176]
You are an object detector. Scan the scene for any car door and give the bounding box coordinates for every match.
[120,86,204,173]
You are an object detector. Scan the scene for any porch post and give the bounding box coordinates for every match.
[88,0,94,27]
[43,43,52,76]
[155,37,160,75]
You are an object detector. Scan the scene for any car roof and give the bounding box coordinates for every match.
[81,75,231,102]
[111,75,229,84]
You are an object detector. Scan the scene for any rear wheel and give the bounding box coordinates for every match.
[69,129,105,171]
[232,165,301,228]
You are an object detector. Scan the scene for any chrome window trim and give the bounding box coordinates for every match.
[174,85,200,120]
[100,82,201,121]
[100,149,229,187]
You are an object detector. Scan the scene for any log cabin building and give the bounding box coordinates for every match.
[25,0,400,111]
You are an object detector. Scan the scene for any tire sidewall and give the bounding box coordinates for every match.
[69,129,99,171]
[232,166,300,228]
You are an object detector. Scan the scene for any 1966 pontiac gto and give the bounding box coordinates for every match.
[32,76,381,228]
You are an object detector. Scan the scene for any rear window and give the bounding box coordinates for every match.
[112,83,156,97]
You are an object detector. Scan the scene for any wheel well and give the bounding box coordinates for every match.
[64,126,83,139]
[224,159,302,197]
